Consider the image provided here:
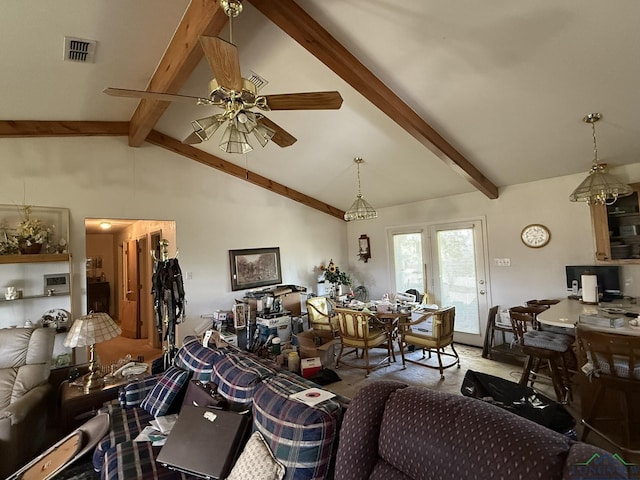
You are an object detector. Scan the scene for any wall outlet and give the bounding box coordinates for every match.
[493,258,511,267]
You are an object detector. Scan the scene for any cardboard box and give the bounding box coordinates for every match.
[296,330,336,367]
[219,331,238,347]
[300,357,322,378]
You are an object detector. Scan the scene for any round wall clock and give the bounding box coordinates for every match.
[521,224,550,248]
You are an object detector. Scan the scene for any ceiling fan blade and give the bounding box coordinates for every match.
[182,132,204,145]
[103,88,210,105]
[199,36,243,91]
[258,116,297,147]
[262,91,343,110]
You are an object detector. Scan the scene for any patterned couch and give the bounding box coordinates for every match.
[92,336,346,480]
[335,380,629,480]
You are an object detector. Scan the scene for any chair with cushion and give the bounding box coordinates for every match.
[399,306,460,380]
[0,327,56,479]
[306,296,338,336]
[333,307,392,377]
[577,326,640,453]
[509,308,573,403]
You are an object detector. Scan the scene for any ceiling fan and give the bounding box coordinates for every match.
[103,0,343,153]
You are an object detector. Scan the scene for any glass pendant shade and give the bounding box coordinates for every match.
[569,163,633,205]
[569,113,632,206]
[192,116,224,142]
[234,111,258,134]
[344,194,378,221]
[344,157,377,221]
[219,124,253,154]
[252,121,276,147]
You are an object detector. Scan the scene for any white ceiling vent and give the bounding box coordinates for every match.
[247,71,268,91]
[64,36,97,63]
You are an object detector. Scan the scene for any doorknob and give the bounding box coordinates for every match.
[479,290,486,295]
[479,280,485,285]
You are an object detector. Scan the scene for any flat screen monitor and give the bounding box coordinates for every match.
[565,265,621,297]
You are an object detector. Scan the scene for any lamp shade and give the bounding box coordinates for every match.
[569,163,633,205]
[344,194,378,221]
[64,312,121,348]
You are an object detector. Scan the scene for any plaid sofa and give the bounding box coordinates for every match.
[92,336,346,480]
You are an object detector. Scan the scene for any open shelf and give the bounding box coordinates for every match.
[0,253,70,265]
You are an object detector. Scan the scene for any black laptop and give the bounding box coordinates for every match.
[156,405,250,479]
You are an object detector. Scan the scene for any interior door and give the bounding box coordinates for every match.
[428,220,489,347]
[121,239,140,339]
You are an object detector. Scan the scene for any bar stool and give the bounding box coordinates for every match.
[577,326,640,453]
[509,308,574,403]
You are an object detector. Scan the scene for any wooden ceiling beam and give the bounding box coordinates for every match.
[127,0,230,147]
[0,121,129,137]
[146,130,345,220]
[247,0,499,200]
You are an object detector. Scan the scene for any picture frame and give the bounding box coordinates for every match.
[229,247,282,291]
[232,302,248,330]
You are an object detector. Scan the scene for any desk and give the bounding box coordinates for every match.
[538,298,640,336]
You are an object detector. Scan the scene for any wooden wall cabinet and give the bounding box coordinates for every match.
[591,182,640,263]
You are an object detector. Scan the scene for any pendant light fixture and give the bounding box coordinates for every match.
[344,157,378,221]
[569,112,632,206]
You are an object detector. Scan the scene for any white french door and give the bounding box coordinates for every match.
[390,219,489,347]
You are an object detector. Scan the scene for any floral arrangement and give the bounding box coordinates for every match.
[319,259,351,286]
[0,206,67,255]
[16,206,52,246]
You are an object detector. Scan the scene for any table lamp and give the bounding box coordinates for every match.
[64,312,121,392]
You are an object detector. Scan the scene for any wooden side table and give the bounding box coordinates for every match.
[58,378,126,433]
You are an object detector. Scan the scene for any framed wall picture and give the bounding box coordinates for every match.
[229,247,282,291]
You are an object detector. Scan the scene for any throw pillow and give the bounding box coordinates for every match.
[227,431,285,480]
[140,366,189,417]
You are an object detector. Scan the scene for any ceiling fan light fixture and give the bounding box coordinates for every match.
[344,157,378,221]
[219,124,253,154]
[569,112,633,206]
[234,110,258,134]
[192,116,223,141]
[252,121,276,147]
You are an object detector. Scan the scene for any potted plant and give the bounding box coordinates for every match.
[321,259,351,296]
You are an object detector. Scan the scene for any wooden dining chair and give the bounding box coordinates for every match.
[577,326,640,453]
[333,307,392,377]
[399,306,459,380]
[509,308,573,403]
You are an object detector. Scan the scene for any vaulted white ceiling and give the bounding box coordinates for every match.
[2,1,639,216]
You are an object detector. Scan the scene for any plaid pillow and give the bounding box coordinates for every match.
[140,366,189,417]
[118,374,160,407]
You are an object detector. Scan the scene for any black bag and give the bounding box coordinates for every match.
[183,379,228,410]
[461,370,576,438]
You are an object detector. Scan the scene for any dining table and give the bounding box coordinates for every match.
[372,309,412,362]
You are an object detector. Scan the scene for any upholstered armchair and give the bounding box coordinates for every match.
[306,296,338,335]
[399,306,460,379]
[0,327,56,478]
[333,307,392,376]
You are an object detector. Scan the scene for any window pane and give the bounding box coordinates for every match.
[393,233,424,293]
[436,228,479,334]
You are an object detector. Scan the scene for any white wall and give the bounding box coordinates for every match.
[4,135,640,338]
[346,163,640,310]
[0,136,347,337]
